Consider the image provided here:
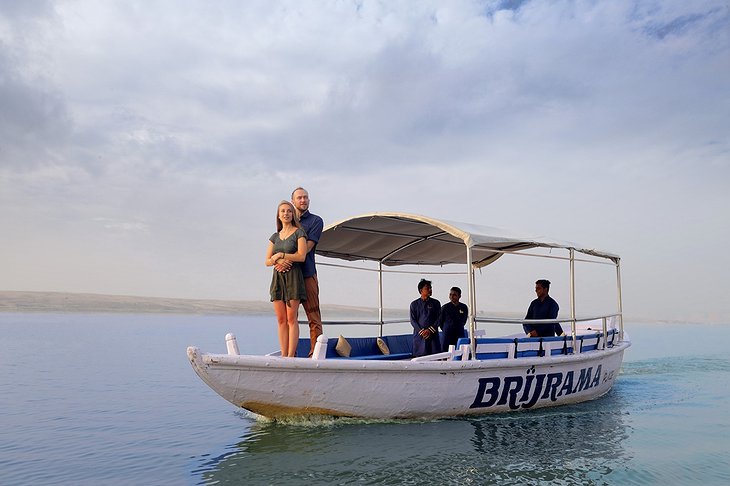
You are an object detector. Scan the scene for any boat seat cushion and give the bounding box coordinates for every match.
[382,334,413,355]
[335,335,352,357]
[296,333,413,360]
[376,337,390,355]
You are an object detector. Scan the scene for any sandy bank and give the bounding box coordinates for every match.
[0,290,381,317]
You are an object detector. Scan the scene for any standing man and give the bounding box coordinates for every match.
[437,286,468,352]
[284,187,324,356]
[410,279,441,357]
[523,279,565,337]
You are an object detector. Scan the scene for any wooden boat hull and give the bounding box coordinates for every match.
[187,341,629,419]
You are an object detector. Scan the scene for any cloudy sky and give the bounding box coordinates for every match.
[1,0,728,322]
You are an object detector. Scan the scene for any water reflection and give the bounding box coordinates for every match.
[193,392,633,485]
[464,402,631,484]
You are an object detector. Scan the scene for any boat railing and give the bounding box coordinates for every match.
[475,313,623,354]
[299,318,411,337]
[410,344,470,362]
[299,318,410,326]
[309,313,620,333]
[300,313,623,361]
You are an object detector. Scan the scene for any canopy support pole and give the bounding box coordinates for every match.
[378,261,384,337]
[466,245,477,360]
[569,248,577,352]
[616,258,624,341]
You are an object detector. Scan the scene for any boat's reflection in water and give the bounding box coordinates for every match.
[193,388,633,485]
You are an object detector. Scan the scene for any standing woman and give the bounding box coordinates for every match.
[266,201,308,357]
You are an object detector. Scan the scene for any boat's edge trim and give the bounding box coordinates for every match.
[197,341,630,371]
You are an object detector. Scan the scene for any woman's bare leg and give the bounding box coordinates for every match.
[286,299,300,357]
[273,300,288,356]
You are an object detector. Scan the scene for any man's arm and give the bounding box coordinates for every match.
[303,215,324,255]
[550,299,564,335]
[523,302,535,335]
[275,240,314,270]
[274,259,293,272]
[277,219,321,271]
[436,304,446,330]
[411,301,432,337]
[308,216,324,244]
[410,302,420,331]
[549,299,559,319]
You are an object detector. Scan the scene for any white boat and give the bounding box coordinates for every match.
[187,213,630,419]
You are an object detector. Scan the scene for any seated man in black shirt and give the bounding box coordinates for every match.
[437,286,469,352]
[523,279,565,337]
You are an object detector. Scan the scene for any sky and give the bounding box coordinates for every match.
[1,0,728,323]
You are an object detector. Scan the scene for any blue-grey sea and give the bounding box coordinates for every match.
[1,313,729,485]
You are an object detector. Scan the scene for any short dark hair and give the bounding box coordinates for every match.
[418,279,432,292]
[535,279,551,290]
[291,187,308,198]
[450,286,462,296]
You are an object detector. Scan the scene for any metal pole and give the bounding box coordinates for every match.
[466,245,476,360]
[569,248,577,353]
[471,262,477,328]
[378,261,384,337]
[616,259,624,341]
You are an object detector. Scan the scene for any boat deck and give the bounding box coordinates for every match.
[292,328,619,361]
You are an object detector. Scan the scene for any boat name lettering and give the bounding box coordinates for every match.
[469,365,606,410]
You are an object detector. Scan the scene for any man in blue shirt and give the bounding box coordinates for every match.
[410,279,441,357]
[437,286,468,352]
[277,187,324,356]
[523,279,565,337]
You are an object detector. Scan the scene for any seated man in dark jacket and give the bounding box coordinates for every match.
[523,279,565,337]
[438,286,468,352]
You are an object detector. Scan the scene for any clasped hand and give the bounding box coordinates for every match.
[275,258,293,273]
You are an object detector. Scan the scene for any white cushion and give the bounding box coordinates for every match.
[376,337,390,355]
[335,335,351,357]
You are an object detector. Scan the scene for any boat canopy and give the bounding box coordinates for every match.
[316,212,619,267]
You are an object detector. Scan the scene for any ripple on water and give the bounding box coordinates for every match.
[192,401,637,485]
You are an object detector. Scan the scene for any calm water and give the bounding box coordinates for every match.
[1,313,729,485]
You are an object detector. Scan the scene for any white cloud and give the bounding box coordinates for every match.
[0,0,728,321]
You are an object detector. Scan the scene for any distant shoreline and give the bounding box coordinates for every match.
[0,290,380,317]
[1,290,719,325]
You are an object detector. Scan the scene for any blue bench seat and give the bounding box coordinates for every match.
[295,333,414,360]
